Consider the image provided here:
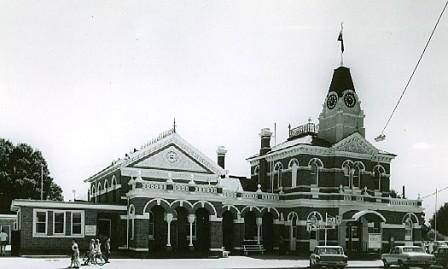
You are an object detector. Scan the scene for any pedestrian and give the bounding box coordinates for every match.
[94,238,103,264]
[70,239,80,269]
[103,237,111,263]
[0,229,7,256]
[83,239,95,265]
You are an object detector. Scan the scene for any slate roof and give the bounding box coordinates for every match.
[329,66,355,97]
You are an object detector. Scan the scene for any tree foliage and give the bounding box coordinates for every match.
[430,202,448,236]
[0,139,63,213]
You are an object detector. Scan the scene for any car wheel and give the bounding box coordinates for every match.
[397,260,407,269]
[382,259,390,269]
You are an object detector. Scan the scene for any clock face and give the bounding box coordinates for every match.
[343,92,356,108]
[326,93,338,109]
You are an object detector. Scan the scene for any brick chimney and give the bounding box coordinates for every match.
[259,128,273,155]
[216,146,227,169]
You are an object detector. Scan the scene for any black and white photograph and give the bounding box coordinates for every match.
[1,1,448,268]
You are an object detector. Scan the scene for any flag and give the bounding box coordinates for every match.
[337,31,344,53]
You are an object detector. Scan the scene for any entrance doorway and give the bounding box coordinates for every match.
[97,219,111,239]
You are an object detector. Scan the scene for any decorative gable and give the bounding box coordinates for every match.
[332,132,378,155]
[131,144,211,173]
[120,131,225,177]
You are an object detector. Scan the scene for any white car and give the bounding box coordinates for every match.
[309,246,348,269]
[381,246,434,269]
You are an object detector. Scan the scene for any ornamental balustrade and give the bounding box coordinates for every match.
[121,178,420,208]
[289,122,319,139]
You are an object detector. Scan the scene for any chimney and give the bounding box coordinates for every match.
[259,128,273,155]
[402,185,406,199]
[216,146,227,169]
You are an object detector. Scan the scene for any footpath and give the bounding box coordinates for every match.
[0,256,383,268]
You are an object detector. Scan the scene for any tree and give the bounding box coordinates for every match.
[430,202,448,237]
[0,139,63,213]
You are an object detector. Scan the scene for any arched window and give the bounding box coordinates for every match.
[342,160,354,188]
[273,162,283,191]
[91,185,96,203]
[253,165,259,176]
[404,217,413,241]
[309,158,323,186]
[288,159,299,188]
[373,165,386,191]
[104,180,109,192]
[97,182,102,194]
[353,162,365,189]
[129,205,135,240]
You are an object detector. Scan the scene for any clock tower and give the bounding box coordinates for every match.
[318,66,365,144]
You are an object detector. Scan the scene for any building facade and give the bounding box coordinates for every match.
[11,65,424,257]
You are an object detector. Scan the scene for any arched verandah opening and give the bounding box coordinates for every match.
[150,205,168,253]
[244,211,257,241]
[222,210,234,252]
[262,212,274,252]
[342,210,386,254]
[195,208,210,253]
[173,207,189,253]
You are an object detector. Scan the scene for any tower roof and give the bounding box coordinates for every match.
[329,66,355,97]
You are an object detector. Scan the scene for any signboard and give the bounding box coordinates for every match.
[368,233,382,249]
[85,225,97,236]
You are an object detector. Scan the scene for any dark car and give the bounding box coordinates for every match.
[433,246,448,268]
[310,246,348,269]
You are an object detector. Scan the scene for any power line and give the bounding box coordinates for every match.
[379,0,448,137]
[421,185,448,200]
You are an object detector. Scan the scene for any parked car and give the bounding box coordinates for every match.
[433,242,448,254]
[433,246,448,268]
[381,246,434,269]
[309,246,348,269]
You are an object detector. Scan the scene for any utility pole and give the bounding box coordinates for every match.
[40,164,44,200]
[434,187,438,242]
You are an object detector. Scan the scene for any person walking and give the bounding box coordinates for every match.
[70,239,80,269]
[94,238,103,264]
[103,237,111,263]
[0,229,8,256]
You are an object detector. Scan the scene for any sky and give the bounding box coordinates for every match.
[0,0,447,221]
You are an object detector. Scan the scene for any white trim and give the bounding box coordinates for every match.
[33,209,48,237]
[12,200,127,211]
[70,210,85,236]
[52,210,66,235]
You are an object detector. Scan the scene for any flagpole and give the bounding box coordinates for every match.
[340,22,344,66]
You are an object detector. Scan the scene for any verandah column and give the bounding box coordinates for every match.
[256,217,263,245]
[188,214,196,250]
[166,213,173,251]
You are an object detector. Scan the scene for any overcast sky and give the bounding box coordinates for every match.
[1,0,447,220]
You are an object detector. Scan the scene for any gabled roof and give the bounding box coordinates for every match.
[332,132,395,156]
[85,129,225,182]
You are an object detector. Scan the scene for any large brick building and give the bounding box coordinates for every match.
[11,65,424,257]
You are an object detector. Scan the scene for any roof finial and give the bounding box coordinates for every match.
[338,22,344,66]
[173,117,176,133]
